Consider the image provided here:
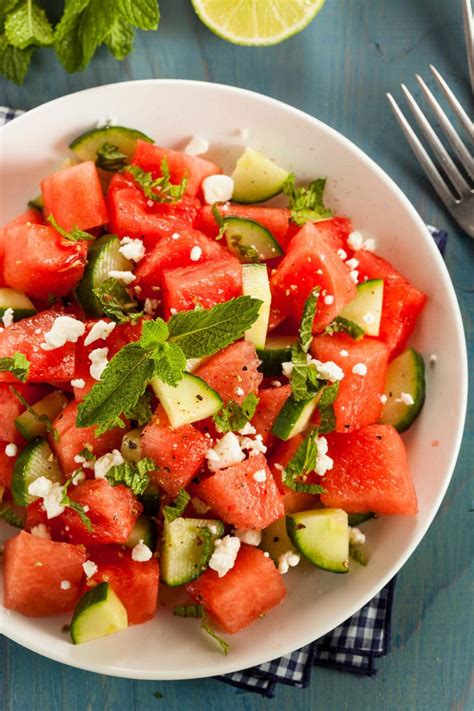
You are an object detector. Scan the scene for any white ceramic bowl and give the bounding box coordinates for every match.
[0,80,467,680]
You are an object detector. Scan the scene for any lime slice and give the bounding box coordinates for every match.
[191,0,326,46]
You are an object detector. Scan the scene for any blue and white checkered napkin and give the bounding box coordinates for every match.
[1,106,448,697]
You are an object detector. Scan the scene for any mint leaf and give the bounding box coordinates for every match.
[228,235,260,263]
[60,481,93,532]
[93,278,142,324]
[163,489,191,523]
[140,319,169,350]
[324,316,365,340]
[105,457,155,495]
[201,617,229,656]
[10,385,58,439]
[0,353,30,382]
[0,33,33,84]
[47,214,94,242]
[283,428,327,495]
[117,0,159,30]
[173,604,204,619]
[167,296,262,359]
[124,390,153,426]
[5,1,53,49]
[317,382,339,434]
[127,161,188,204]
[79,0,117,71]
[152,342,186,387]
[105,16,134,60]
[288,291,321,401]
[214,393,259,433]
[283,174,333,226]
[349,543,367,566]
[53,0,89,73]
[0,506,24,529]
[299,289,319,353]
[211,204,226,241]
[96,142,128,172]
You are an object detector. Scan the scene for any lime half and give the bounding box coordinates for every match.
[191,0,326,46]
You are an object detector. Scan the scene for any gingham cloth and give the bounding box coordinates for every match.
[0,106,448,698]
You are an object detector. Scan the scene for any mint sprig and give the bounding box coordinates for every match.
[127,160,187,204]
[163,489,191,523]
[105,457,155,495]
[0,353,30,383]
[173,603,230,655]
[47,214,94,242]
[324,316,365,340]
[214,393,259,433]
[96,142,128,172]
[283,174,333,226]
[93,277,143,324]
[283,428,327,495]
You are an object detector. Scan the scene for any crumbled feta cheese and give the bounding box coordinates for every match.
[379,394,388,404]
[28,476,52,499]
[281,361,293,377]
[95,115,116,128]
[191,497,211,514]
[238,422,256,436]
[278,550,301,574]
[94,449,124,479]
[363,238,376,252]
[119,236,146,263]
[169,307,177,315]
[271,380,282,388]
[131,539,153,562]
[235,386,245,397]
[349,270,359,283]
[263,551,270,558]
[337,248,348,261]
[234,528,262,546]
[273,463,283,471]
[352,363,367,376]
[84,320,116,346]
[314,435,334,476]
[252,468,267,483]
[429,354,437,366]
[184,135,209,156]
[347,231,364,251]
[108,270,136,285]
[34,328,42,335]
[345,257,359,270]
[396,392,415,405]
[323,294,335,305]
[1,307,14,328]
[240,435,267,457]
[349,527,366,545]
[71,378,86,389]
[89,347,109,380]
[60,580,71,590]
[144,298,159,315]
[40,316,85,351]
[340,349,349,357]
[190,245,202,262]
[82,560,98,578]
[30,524,51,540]
[28,477,65,519]
[208,535,241,577]
[71,470,86,485]
[5,443,17,457]
[171,232,180,240]
[202,174,234,205]
[315,360,345,382]
[362,312,375,325]
[73,454,93,470]
[205,432,245,471]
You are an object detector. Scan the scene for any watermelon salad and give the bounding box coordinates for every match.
[0,125,427,651]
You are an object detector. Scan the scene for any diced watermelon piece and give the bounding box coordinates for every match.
[186,545,286,633]
[162,257,242,318]
[268,436,320,513]
[0,382,50,443]
[0,311,76,383]
[0,208,43,286]
[357,250,427,358]
[3,223,87,299]
[196,453,284,529]
[141,408,209,496]
[3,531,86,616]
[135,228,226,298]
[131,140,221,198]
[196,341,262,405]
[85,546,159,625]
[251,385,291,446]
[311,334,389,432]
[321,425,418,515]
[270,222,356,333]
[41,161,108,232]
[0,445,16,488]
[51,401,126,474]
[284,216,352,254]
[195,204,290,248]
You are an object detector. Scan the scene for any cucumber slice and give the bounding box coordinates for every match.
[69,125,154,164]
[272,394,318,441]
[125,514,156,550]
[379,348,425,432]
[223,217,283,262]
[15,391,69,441]
[0,288,36,321]
[347,512,373,527]
[257,336,297,377]
[339,279,384,337]
[71,582,128,645]
[286,508,349,573]
[242,263,271,349]
[120,428,143,463]
[12,438,63,506]
[160,517,224,587]
[260,517,296,564]
[75,235,133,316]
[151,373,223,428]
[231,147,290,203]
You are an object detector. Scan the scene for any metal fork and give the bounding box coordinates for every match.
[387,0,474,238]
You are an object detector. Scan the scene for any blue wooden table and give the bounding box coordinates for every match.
[1,1,472,708]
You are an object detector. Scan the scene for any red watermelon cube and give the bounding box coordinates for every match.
[284,216,352,254]
[0,208,43,286]
[251,384,291,446]
[196,340,262,405]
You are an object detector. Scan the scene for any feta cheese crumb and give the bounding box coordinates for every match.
[131,539,153,562]
[347,231,364,251]
[60,580,71,590]
[144,298,159,315]
[278,550,301,575]
[281,361,293,377]
[94,449,124,479]
[108,270,136,285]
[235,386,245,397]
[27,477,65,519]
[171,232,180,240]
[40,316,85,351]
[345,257,359,270]
[89,347,109,380]
[84,320,116,346]
[323,294,335,305]
[352,363,367,376]
[429,354,437,366]
[349,270,359,283]
[337,248,348,261]
[363,238,376,252]
[208,535,241,577]
[82,560,98,578]
[71,378,86,389]
[184,135,209,156]
[30,524,51,540]
[205,432,245,471]
[240,435,267,457]
[252,468,267,483]
[349,527,366,545]
[379,394,388,404]
[71,470,86,485]
[271,380,282,388]
[234,528,262,546]
[190,246,202,261]
[238,422,256,436]
[314,435,334,476]
[340,349,349,357]
[1,307,14,328]
[202,174,234,205]
[396,392,415,405]
[5,443,17,457]
[315,360,345,382]
[119,236,146,263]
[95,115,116,129]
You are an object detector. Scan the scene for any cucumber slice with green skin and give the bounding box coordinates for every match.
[12,438,63,506]
[160,517,224,587]
[75,235,133,316]
[257,336,298,377]
[15,391,69,441]
[242,263,271,349]
[125,514,156,550]
[223,217,283,263]
[139,484,161,516]
[0,288,37,321]
[120,428,143,463]
[71,582,128,645]
[151,373,223,428]
[69,125,154,164]
[260,517,297,564]
[272,394,318,441]
[231,147,290,203]
[347,512,374,527]
[286,508,350,573]
[339,279,384,337]
[379,348,425,432]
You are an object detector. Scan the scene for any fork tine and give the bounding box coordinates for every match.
[401,83,471,197]
[430,65,473,139]
[387,93,456,207]
[463,0,474,93]
[415,74,474,180]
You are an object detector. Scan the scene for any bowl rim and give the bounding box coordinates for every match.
[0,78,468,680]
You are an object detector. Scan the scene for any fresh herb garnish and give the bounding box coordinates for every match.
[349,543,367,566]
[288,291,324,401]
[316,382,339,434]
[127,159,187,204]
[105,457,155,495]
[0,506,24,529]
[96,142,128,172]
[324,316,365,340]
[283,427,327,495]
[283,173,333,226]
[60,481,93,532]
[47,214,94,242]
[214,393,259,433]
[201,617,230,656]
[163,489,191,523]
[93,278,143,324]
[124,390,153,426]
[173,603,229,655]
[211,204,226,240]
[0,353,30,383]
[77,446,95,462]
[10,385,59,440]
